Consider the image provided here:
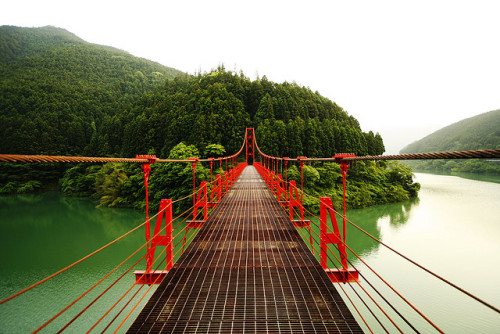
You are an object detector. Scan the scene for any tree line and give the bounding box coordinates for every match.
[0,26,418,209]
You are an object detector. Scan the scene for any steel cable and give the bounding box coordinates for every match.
[64,202,198,332]
[292,207,403,333]
[88,204,199,333]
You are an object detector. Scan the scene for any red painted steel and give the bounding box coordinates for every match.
[134,198,173,285]
[320,197,359,283]
[188,157,199,212]
[209,174,222,206]
[129,166,363,333]
[135,155,158,274]
[188,181,208,225]
[334,153,356,250]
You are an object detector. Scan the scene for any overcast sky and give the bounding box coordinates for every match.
[2,0,499,154]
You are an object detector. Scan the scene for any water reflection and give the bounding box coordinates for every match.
[0,192,148,333]
[345,197,420,259]
[0,193,44,205]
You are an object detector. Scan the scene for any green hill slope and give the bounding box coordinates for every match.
[401,109,500,153]
[118,68,386,158]
[400,109,500,174]
[0,25,183,155]
[0,26,419,208]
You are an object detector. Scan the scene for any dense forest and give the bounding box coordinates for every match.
[400,109,500,174]
[0,25,183,155]
[0,26,419,210]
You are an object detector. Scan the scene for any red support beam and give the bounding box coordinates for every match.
[320,197,358,283]
[135,198,173,285]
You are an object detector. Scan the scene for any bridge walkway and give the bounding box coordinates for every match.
[128,166,362,333]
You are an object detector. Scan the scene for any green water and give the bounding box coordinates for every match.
[340,173,500,333]
[0,193,158,333]
[1,173,499,333]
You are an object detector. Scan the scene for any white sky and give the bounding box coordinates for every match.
[2,0,500,154]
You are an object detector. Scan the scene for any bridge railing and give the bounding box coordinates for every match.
[2,127,500,333]
[252,136,500,333]
[0,135,249,332]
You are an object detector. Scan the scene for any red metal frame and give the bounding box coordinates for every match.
[183,181,208,252]
[334,153,356,251]
[320,197,359,283]
[188,181,208,226]
[288,180,313,252]
[276,174,287,206]
[135,155,158,261]
[209,174,222,206]
[135,198,173,285]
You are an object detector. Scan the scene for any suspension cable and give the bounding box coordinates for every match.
[113,219,202,333]
[297,204,421,333]
[269,163,440,332]
[87,204,198,333]
[294,226,379,334]
[59,201,198,332]
[0,214,154,305]
[294,184,500,315]
[293,207,404,333]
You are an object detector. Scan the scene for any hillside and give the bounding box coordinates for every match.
[57,69,418,211]
[401,109,500,153]
[118,69,385,158]
[0,25,184,155]
[0,26,420,208]
[400,109,500,174]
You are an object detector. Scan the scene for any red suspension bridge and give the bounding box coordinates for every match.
[1,129,500,333]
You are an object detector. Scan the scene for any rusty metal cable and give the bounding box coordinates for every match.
[87,205,199,333]
[292,178,500,316]
[343,149,500,161]
[0,193,198,307]
[0,154,149,163]
[259,149,500,162]
[0,216,150,306]
[291,205,409,333]
[295,206,421,333]
[3,148,498,165]
[61,203,198,332]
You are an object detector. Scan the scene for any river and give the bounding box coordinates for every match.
[0,172,499,333]
[345,172,500,333]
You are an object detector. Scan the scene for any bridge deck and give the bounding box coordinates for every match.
[128,166,362,333]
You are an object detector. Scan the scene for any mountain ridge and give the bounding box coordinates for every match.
[400,109,500,154]
[0,25,184,155]
[400,109,500,174]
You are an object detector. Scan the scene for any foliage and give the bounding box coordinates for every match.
[0,25,183,156]
[119,67,385,158]
[203,144,226,158]
[0,26,420,209]
[0,162,64,194]
[286,161,419,210]
[400,109,500,175]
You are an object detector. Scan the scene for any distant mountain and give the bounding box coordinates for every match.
[400,109,500,153]
[400,109,500,174]
[0,25,184,155]
[0,25,85,63]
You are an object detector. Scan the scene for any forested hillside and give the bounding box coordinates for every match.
[120,69,385,158]
[0,26,419,209]
[400,109,500,174]
[0,25,183,155]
